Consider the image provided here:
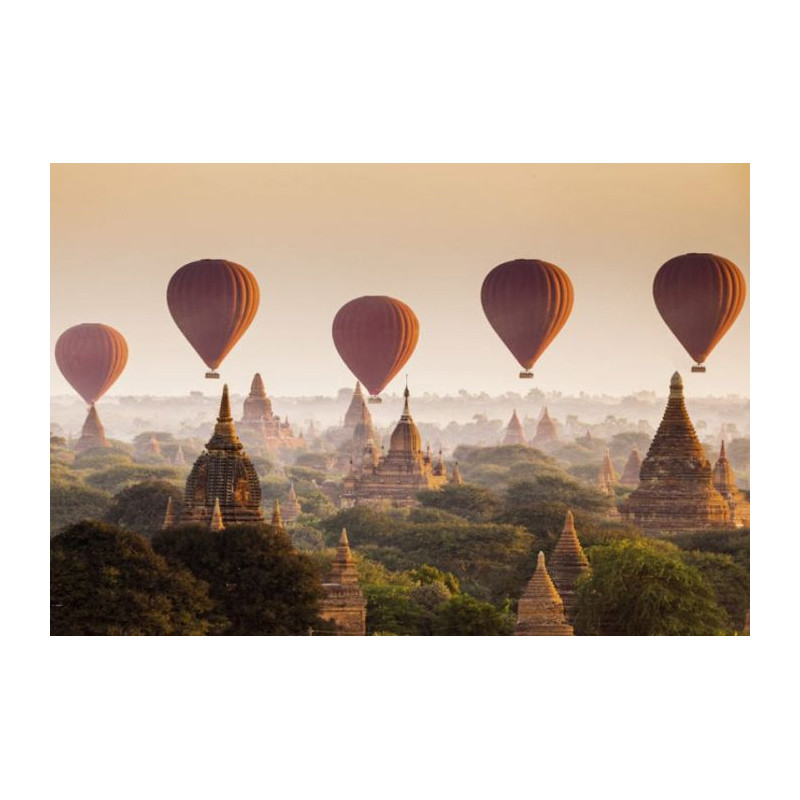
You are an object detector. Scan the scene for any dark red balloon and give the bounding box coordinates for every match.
[653,253,746,366]
[481,259,574,371]
[55,323,129,405]
[332,296,420,396]
[167,259,260,371]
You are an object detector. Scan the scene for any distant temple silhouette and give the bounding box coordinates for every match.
[238,373,303,450]
[503,409,526,446]
[75,405,109,452]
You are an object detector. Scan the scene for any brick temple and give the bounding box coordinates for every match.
[515,551,574,636]
[170,384,265,528]
[238,373,303,450]
[548,510,590,624]
[75,405,109,452]
[340,385,448,508]
[503,409,527,446]
[619,373,729,534]
[712,441,750,528]
[319,529,366,635]
[532,406,558,446]
[620,445,642,485]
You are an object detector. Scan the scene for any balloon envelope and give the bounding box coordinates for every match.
[167,259,260,371]
[653,253,746,365]
[332,296,419,395]
[481,259,574,371]
[55,323,128,405]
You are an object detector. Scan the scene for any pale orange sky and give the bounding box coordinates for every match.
[50,164,749,399]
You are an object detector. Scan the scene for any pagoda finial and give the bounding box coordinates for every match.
[209,497,225,531]
[271,498,284,528]
[218,384,232,421]
[563,509,575,533]
[720,440,727,459]
[162,496,175,530]
[402,381,411,415]
[669,371,684,399]
[339,527,350,547]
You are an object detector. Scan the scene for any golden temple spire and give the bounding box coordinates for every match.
[162,496,175,530]
[270,498,285,532]
[514,551,573,636]
[209,497,225,531]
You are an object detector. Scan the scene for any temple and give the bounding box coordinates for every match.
[547,511,589,624]
[503,409,527,446]
[620,445,642,485]
[712,441,750,527]
[619,373,729,533]
[343,382,369,433]
[514,551,574,636]
[238,373,303,450]
[172,444,186,466]
[172,384,265,528]
[319,529,367,635]
[282,483,303,523]
[75,405,109,452]
[340,385,448,508]
[598,448,617,495]
[451,462,464,485]
[532,407,558,446]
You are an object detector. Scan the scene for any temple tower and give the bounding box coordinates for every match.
[533,406,558,446]
[209,498,225,531]
[344,382,370,432]
[712,441,750,527]
[283,483,302,522]
[620,445,642,485]
[503,409,527,446]
[75,405,109,452]
[173,444,186,466]
[239,373,302,449]
[451,462,463,485]
[548,510,589,624]
[319,529,366,635]
[619,373,729,533]
[515,552,574,636]
[178,385,265,528]
[242,373,274,422]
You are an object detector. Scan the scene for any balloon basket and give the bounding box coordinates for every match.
[519,371,534,379]
[691,366,706,373]
[368,397,382,404]
[205,371,220,379]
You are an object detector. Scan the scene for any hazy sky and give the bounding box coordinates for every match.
[51,164,749,399]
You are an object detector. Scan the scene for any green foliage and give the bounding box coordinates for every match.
[452,445,564,492]
[416,484,501,522]
[51,483,113,534]
[293,452,334,471]
[133,431,175,449]
[609,431,652,459]
[504,476,611,513]
[106,480,184,537]
[364,585,427,635]
[72,448,133,470]
[408,564,460,594]
[248,454,275,477]
[574,539,730,635]
[681,550,749,632]
[289,524,326,551]
[51,521,215,635]
[85,464,182,495]
[431,594,514,635]
[667,528,750,570]
[152,524,324,635]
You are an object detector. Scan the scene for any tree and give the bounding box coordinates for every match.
[431,595,514,636]
[680,551,749,632]
[364,585,427,635]
[85,464,182,494]
[51,483,113,535]
[51,521,215,635]
[106,480,184,536]
[152,524,325,635]
[416,484,501,522]
[574,539,730,636]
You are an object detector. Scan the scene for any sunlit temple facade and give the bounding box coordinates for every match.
[238,373,303,450]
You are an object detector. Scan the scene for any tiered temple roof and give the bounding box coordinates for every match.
[514,552,574,636]
[619,373,729,534]
[620,445,642,485]
[712,441,750,527]
[175,385,265,528]
[533,406,558,446]
[344,382,369,432]
[238,373,303,449]
[548,511,589,624]
[319,529,366,635]
[503,409,527,446]
[340,385,447,508]
[282,483,302,522]
[75,405,109,452]
[598,448,617,495]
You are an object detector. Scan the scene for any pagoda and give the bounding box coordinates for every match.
[340,385,447,508]
[503,409,527,446]
[619,373,729,534]
[451,462,464,485]
[282,483,302,523]
[598,448,617,495]
[74,405,109,452]
[548,510,589,624]
[238,373,303,450]
[514,551,574,636]
[620,445,642,485]
[344,382,369,433]
[172,445,186,466]
[319,529,366,635]
[174,385,265,528]
[349,399,380,473]
[712,441,750,527]
[532,406,558,446]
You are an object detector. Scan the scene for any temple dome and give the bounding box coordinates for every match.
[388,387,422,457]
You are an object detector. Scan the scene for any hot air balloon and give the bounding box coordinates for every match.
[481,259,574,379]
[653,253,746,373]
[332,296,419,402]
[167,259,260,378]
[55,323,129,405]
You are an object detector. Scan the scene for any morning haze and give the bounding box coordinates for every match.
[50,163,749,399]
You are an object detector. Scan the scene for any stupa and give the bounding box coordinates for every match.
[515,551,574,636]
[238,373,303,450]
[712,441,750,527]
[548,511,590,624]
[532,407,558,446]
[173,385,265,528]
[619,373,729,533]
[597,448,617,495]
[340,385,447,508]
[75,405,109,452]
[343,382,369,433]
[172,444,186,466]
[319,529,366,635]
[282,483,302,523]
[451,462,464,485]
[620,445,642,485]
[503,409,527,446]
